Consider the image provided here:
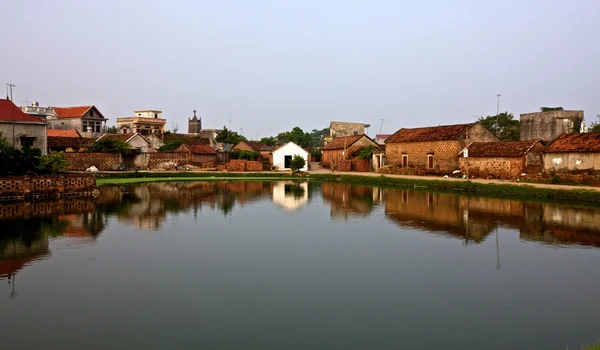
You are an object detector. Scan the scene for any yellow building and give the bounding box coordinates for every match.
[116,110,166,135]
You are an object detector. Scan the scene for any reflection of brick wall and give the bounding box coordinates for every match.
[353,159,371,172]
[64,153,121,171]
[0,175,96,198]
[459,157,524,179]
[0,198,96,219]
[246,161,262,171]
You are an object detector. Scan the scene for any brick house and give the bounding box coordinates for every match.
[321,134,381,167]
[385,122,498,174]
[542,133,600,173]
[47,129,92,152]
[174,144,217,166]
[458,139,544,179]
[232,140,274,164]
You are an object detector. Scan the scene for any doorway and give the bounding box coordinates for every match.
[284,155,292,169]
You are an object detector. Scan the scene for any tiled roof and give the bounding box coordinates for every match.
[52,106,93,119]
[175,144,216,154]
[162,133,210,145]
[322,135,363,150]
[544,133,600,153]
[47,129,81,138]
[97,133,149,144]
[48,136,84,149]
[235,140,274,152]
[386,123,474,143]
[375,134,392,139]
[0,99,48,123]
[461,140,542,158]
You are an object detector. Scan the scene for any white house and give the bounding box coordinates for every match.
[272,142,309,171]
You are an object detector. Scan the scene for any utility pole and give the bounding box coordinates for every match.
[228,119,232,129]
[379,119,385,134]
[6,83,16,146]
[496,94,502,133]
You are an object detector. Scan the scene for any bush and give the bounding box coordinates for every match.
[37,151,68,174]
[0,136,43,176]
[358,145,378,160]
[290,154,306,172]
[158,140,183,152]
[230,150,259,160]
[550,174,562,184]
[90,138,131,154]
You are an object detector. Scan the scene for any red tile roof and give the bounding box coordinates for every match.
[47,129,81,138]
[162,133,210,145]
[461,140,543,158]
[375,134,392,139]
[52,106,93,119]
[0,99,47,123]
[48,136,84,149]
[97,133,149,144]
[175,144,216,154]
[544,133,600,153]
[386,123,474,143]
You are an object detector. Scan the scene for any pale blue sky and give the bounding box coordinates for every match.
[1,0,599,138]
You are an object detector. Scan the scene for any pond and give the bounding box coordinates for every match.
[1,181,600,350]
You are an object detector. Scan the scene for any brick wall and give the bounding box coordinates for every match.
[322,137,378,167]
[386,140,462,174]
[64,153,121,171]
[353,159,371,172]
[246,161,262,171]
[459,157,525,179]
[226,159,247,171]
[133,153,190,170]
[0,174,96,198]
[338,160,352,171]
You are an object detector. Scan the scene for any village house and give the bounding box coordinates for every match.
[47,129,92,153]
[116,110,167,136]
[272,142,309,171]
[385,122,498,174]
[321,134,380,167]
[21,101,56,122]
[174,144,217,166]
[542,133,600,173]
[520,110,584,142]
[458,139,544,179]
[374,134,392,145]
[49,105,108,139]
[232,140,274,164]
[0,99,47,154]
[96,133,155,153]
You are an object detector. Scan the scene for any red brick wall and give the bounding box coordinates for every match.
[226,159,247,171]
[338,160,352,171]
[353,159,371,172]
[246,161,262,171]
[64,153,121,171]
[385,141,462,174]
[459,157,525,179]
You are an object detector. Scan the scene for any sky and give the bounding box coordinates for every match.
[1,0,599,139]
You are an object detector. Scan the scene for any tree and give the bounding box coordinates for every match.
[289,154,306,172]
[90,138,131,153]
[540,107,564,112]
[216,126,245,145]
[277,127,312,149]
[589,114,600,133]
[310,128,329,147]
[37,151,68,174]
[158,140,184,152]
[260,137,277,147]
[104,125,118,134]
[358,145,378,160]
[478,112,520,141]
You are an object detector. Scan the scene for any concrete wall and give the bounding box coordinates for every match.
[273,143,308,171]
[468,122,500,142]
[0,121,47,154]
[386,140,462,173]
[459,157,526,179]
[543,152,600,173]
[329,122,366,138]
[127,135,152,152]
[520,110,583,142]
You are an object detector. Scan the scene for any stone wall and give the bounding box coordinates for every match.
[520,110,583,142]
[140,153,190,170]
[459,157,525,179]
[338,160,352,172]
[0,174,96,199]
[329,121,366,138]
[386,140,462,174]
[64,152,121,171]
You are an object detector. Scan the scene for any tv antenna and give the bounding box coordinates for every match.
[379,119,385,134]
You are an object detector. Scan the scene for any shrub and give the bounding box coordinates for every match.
[37,151,68,174]
[290,154,306,172]
[230,150,259,160]
[90,138,131,154]
[550,174,562,184]
[158,140,184,152]
[358,145,378,160]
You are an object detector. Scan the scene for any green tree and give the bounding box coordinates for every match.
[358,145,378,160]
[158,140,184,152]
[216,126,246,145]
[588,114,600,133]
[104,125,118,134]
[37,151,68,174]
[289,154,306,172]
[277,127,312,149]
[310,128,329,147]
[259,136,277,147]
[90,138,131,153]
[478,112,520,141]
[540,106,564,112]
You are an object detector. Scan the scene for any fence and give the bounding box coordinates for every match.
[0,174,97,200]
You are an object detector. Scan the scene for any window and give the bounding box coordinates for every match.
[402,154,408,167]
[154,113,158,119]
[353,131,358,136]
[427,154,434,169]
[20,136,35,149]
[89,110,94,117]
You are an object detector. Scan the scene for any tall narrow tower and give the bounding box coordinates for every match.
[188,109,202,134]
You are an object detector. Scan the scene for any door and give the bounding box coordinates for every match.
[284,155,292,169]
[402,155,408,167]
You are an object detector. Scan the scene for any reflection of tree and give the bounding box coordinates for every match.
[284,183,306,199]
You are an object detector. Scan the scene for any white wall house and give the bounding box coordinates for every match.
[272,142,309,171]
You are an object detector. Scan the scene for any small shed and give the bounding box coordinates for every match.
[272,142,309,171]
[321,134,380,167]
[458,139,544,179]
[543,133,600,173]
[232,140,274,164]
[174,144,217,166]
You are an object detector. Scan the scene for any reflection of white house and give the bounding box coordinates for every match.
[272,182,309,211]
[272,142,309,171]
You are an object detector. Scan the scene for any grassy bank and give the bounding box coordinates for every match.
[94,171,600,203]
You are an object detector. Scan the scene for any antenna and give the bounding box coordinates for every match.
[496,94,502,133]
[379,119,385,134]
[228,119,232,129]
[6,83,15,101]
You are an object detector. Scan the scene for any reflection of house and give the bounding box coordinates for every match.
[385,122,498,173]
[0,99,48,154]
[272,142,309,171]
[116,110,166,135]
[50,105,107,138]
[174,144,217,165]
[0,232,50,281]
[458,139,544,179]
[272,182,309,211]
[321,134,380,167]
[96,133,155,152]
[321,183,381,220]
[542,133,600,173]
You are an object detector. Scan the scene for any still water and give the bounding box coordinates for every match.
[1,181,600,350]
